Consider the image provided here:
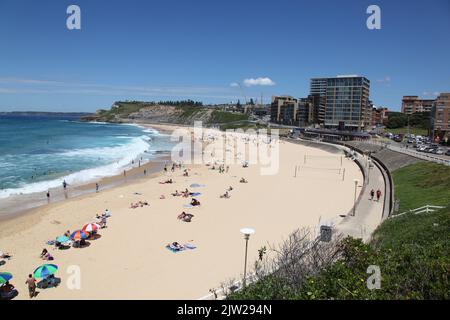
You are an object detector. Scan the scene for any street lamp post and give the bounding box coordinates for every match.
[240,227,255,288]
[353,179,359,216]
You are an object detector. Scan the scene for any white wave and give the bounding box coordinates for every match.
[0,136,152,199]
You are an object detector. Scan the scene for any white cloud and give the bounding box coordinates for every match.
[376,76,391,83]
[243,77,275,87]
[422,91,440,97]
[230,82,240,87]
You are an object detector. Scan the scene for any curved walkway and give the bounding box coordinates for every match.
[290,138,387,242]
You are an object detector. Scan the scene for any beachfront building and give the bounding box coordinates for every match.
[371,106,389,127]
[401,96,435,115]
[296,97,314,126]
[270,95,298,125]
[310,75,371,131]
[431,93,450,143]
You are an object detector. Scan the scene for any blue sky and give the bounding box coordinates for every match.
[0,0,449,112]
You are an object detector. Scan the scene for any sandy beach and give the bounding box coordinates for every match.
[0,124,364,299]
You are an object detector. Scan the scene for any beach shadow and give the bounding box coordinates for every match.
[89,234,102,241]
[73,241,91,249]
[37,277,61,289]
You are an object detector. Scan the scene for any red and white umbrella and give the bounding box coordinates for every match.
[82,223,100,233]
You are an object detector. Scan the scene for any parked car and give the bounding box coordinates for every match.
[445,149,450,156]
[435,149,445,155]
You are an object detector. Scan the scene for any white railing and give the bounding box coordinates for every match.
[386,145,450,166]
[390,204,445,218]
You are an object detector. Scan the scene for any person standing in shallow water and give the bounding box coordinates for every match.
[46,190,50,202]
[95,183,99,193]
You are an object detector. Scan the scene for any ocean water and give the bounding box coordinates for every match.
[0,115,174,199]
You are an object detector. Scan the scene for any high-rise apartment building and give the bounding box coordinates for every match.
[310,75,371,130]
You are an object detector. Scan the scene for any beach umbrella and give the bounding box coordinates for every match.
[0,272,12,284]
[70,230,89,241]
[56,236,70,244]
[33,264,58,279]
[82,223,100,233]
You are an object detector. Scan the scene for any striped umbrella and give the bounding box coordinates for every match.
[70,230,89,241]
[0,272,13,284]
[82,223,100,233]
[56,236,70,243]
[33,264,58,279]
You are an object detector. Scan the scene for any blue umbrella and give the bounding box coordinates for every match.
[33,264,58,279]
[0,272,12,284]
[56,236,70,243]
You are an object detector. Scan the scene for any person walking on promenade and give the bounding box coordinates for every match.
[376,189,382,202]
[25,274,36,299]
[370,189,375,201]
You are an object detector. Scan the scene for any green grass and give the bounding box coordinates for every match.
[176,106,205,120]
[210,110,249,123]
[392,162,450,212]
[372,207,450,249]
[386,127,429,137]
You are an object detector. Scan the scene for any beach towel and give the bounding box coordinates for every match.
[190,192,201,196]
[165,243,197,253]
[190,183,206,188]
[183,204,193,208]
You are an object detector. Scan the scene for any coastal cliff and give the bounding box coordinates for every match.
[81,101,250,126]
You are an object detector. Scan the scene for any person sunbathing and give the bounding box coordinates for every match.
[130,203,139,209]
[227,186,233,191]
[64,230,71,238]
[40,248,48,259]
[191,198,200,206]
[169,242,184,250]
[239,178,248,183]
[40,248,54,261]
[0,251,12,259]
[220,191,230,199]
[172,190,181,196]
[182,213,194,222]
